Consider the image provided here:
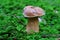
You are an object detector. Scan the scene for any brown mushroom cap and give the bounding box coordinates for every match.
[23,6,45,18]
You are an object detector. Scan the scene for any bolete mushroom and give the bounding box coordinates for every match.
[23,6,45,33]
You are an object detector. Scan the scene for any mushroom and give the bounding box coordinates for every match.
[23,6,45,33]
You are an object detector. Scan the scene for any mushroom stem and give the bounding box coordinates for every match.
[26,17,39,33]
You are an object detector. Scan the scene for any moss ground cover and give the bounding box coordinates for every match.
[0,0,60,40]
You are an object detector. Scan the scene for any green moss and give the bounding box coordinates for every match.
[0,0,60,40]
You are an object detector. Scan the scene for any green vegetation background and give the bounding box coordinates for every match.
[0,0,60,40]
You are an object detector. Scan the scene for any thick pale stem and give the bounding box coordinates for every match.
[26,17,39,33]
